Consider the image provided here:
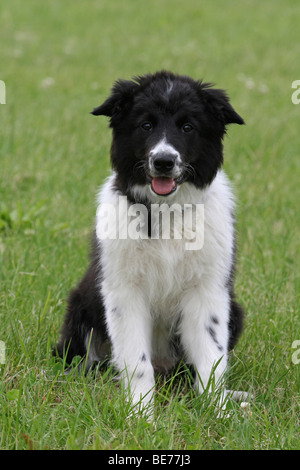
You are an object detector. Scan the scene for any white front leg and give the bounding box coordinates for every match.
[103,283,155,413]
[179,285,230,398]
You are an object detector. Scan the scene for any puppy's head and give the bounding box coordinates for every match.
[92,71,244,197]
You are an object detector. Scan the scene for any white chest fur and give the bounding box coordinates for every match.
[94,171,236,409]
[96,170,235,312]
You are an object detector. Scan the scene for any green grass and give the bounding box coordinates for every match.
[0,0,299,450]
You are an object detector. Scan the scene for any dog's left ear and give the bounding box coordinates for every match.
[202,87,245,126]
[91,79,139,122]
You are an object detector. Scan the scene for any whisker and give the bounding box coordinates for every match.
[182,162,196,181]
[133,160,147,174]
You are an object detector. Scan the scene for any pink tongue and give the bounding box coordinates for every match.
[152,177,176,195]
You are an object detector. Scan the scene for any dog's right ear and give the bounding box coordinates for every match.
[91,79,139,122]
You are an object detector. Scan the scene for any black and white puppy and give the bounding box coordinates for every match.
[55,71,245,413]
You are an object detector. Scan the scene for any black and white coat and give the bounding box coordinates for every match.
[55,71,245,413]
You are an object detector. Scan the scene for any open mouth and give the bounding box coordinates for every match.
[151,177,178,196]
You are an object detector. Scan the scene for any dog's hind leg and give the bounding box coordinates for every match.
[53,241,109,371]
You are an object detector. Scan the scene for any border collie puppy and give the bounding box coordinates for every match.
[55,71,245,413]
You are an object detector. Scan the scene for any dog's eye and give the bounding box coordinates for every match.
[182,123,194,133]
[141,122,153,132]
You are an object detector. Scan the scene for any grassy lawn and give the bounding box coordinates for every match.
[0,0,299,450]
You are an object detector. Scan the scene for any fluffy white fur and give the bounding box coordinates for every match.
[96,169,235,410]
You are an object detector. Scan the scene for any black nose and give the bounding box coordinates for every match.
[153,154,175,173]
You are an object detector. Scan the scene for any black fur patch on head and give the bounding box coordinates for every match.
[92,71,244,196]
